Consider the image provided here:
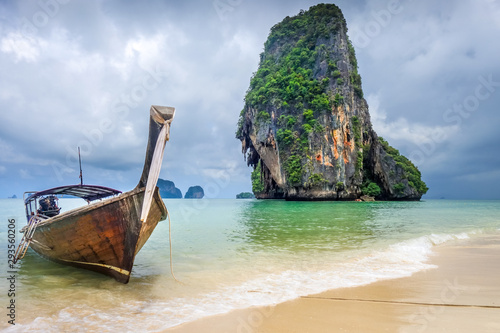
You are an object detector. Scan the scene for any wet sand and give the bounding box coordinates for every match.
[165,234,500,332]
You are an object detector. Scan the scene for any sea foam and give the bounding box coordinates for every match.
[4,231,476,333]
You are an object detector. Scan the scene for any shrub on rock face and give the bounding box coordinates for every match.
[362,182,381,197]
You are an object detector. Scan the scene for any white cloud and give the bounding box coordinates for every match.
[0,32,46,63]
[367,93,459,145]
[125,34,165,69]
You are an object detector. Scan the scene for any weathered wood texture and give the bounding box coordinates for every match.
[29,187,167,283]
[138,106,175,189]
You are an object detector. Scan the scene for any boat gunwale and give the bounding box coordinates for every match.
[22,186,166,231]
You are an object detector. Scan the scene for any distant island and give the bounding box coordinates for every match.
[236,4,427,201]
[157,179,182,198]
[8,194,17,199]
[156,179,205,199]
[185,186,204,199]
[236,192,255,199]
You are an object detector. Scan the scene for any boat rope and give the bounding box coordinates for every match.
[13,215,43,263]
[301,296,500,309]
[167,209,182,284]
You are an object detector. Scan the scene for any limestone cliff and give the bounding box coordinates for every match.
[236,4,428,201]
[184,186,205,199]
[157,179,182,199]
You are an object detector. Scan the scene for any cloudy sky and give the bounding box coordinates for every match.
[1,0,499,199]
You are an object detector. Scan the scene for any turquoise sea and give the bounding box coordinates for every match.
[1,198,499,332]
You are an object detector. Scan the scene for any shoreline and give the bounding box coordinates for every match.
[164,233,500,332]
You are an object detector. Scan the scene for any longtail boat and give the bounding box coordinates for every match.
[14,105,175,283]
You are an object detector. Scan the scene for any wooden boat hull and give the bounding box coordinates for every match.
[27,187,167,283]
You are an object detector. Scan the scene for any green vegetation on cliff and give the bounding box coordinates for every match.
[264,5,345,51]
[284,154,303,185]
[236,4,349,191]
[237,5,345,141]
[378,137,428,195]
[362,181,381,197]
[347,40,363,98]
[251,161,265,193]
[237,4,427,201]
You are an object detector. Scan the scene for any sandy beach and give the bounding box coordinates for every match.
[165,234,500,333]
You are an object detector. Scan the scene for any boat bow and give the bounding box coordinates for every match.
[138,105,175,224]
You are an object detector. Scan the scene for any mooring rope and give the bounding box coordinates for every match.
[167,209,182,284]
[301,296,500,309]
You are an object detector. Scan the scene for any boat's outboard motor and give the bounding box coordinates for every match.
[37,195,61,217]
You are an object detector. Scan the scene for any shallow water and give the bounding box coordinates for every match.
[1,198,499,332]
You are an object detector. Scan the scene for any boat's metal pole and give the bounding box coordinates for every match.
[78,147,83,185]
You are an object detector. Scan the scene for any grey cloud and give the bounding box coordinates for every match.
[1,0,499,199]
